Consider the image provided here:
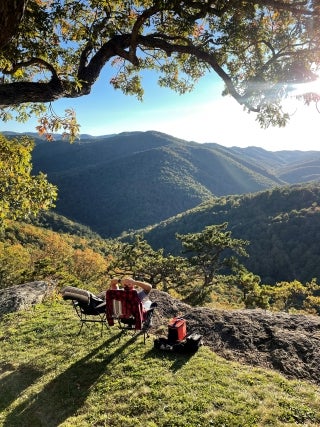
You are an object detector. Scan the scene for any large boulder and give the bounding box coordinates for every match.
[0,281,56,318]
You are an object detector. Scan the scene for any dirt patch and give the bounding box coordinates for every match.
[150,289,320,385]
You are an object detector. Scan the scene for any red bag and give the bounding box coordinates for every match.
[168,317,187,343]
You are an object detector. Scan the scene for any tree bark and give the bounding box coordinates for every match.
[0,0,27,49]
[0,79,66,107]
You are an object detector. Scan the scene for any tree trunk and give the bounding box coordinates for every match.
[0,0,27,49]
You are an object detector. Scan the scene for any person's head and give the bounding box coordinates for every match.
[122,277,134,291]
[110,278,120,290]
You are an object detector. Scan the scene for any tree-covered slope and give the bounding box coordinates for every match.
[31,131,285,237]
[130,183,320,284]
[276,158,320,183]
[226,146,320,183]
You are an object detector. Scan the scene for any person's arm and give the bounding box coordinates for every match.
[123,278,152,294]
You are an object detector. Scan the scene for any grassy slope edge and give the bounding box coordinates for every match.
[0,299,319,427]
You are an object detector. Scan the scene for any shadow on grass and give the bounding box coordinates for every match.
[0,363,43,412]
[3,331,140,427]
[144,347,195,373]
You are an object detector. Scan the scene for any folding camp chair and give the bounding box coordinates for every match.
[61,286,108,336]
[105,289,157,343]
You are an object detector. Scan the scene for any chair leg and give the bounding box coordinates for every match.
[77,323,83,336]
[76,314,108,337]
[141,306,157,344]
[143,330,148,344]
[77,320,87,336]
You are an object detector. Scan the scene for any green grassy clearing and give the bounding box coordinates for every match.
[0,299,319,427]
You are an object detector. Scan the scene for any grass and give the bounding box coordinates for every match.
[0,298,320,427]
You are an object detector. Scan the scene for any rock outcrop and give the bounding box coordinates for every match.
[150,289,320,385]
[0,281,56,318]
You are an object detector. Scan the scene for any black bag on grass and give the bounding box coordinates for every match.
[154,333,202,354]
[180,333,203,353]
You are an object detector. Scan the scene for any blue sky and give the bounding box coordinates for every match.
[1,69,320,151]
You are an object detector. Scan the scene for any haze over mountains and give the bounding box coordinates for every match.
[12,129,318,238]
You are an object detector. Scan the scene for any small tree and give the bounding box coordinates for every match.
[135,251,190,294]
[176,223,248,304]
[106,234,155,278]
[232,266,269,309]
[106,234,190,293]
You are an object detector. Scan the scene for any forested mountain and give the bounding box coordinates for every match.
[6,130,320,285]
[129,183,320,285]
[23,130,320,238]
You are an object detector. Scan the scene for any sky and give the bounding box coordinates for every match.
[1,69,320,152]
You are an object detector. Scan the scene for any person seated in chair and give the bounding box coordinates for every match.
[123,277,153,310]
[109,277,153,310]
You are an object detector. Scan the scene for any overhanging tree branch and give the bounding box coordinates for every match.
[137,34,259,111]
[0,0,319,136]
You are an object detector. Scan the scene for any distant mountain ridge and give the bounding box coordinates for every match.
[5,129,320,238]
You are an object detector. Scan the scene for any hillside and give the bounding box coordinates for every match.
[277,158,320,183]
[4,130,320,238]
[29,131,287,237]
[0,282,320,427]
[128,183,320,284]
[27,130,320,238]
[6,130,320,285]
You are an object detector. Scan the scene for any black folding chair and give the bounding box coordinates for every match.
[61,286,108,336]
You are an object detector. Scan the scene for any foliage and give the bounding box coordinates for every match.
[0,134,57,229]
[72,247,107,283]
[0,242,31,288]
[176,223,249,304]
[229,266,269,309]
[1,1,320,138]
[209,276,320,314]
[1,301,320,426]
[304,295,320,315]
[2,217,320,314]
[260,279,320,313]
[0,220,111,293]
[107,234,161,279]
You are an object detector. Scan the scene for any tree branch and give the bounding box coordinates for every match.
[3,57,59,80]
[0,35,133,106]
[138,34,256,111]
[0,78,64,107]
[129,5,160,65]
